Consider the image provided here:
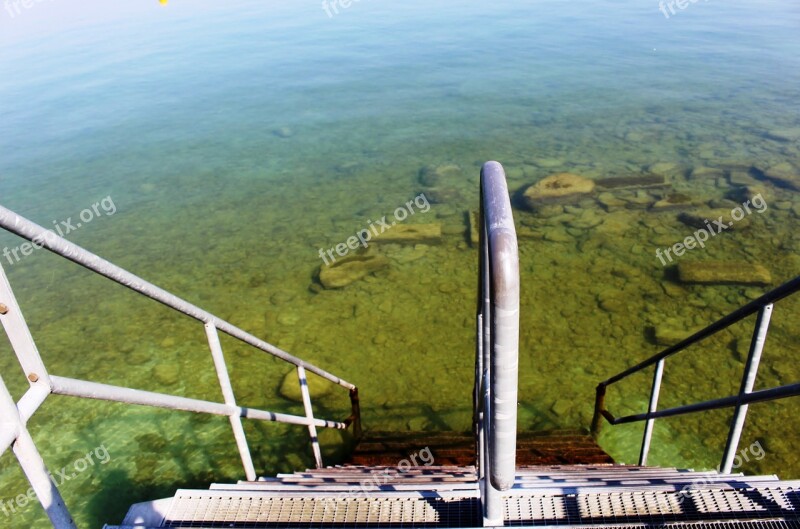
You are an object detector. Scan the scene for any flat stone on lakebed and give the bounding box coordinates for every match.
[677,261,771,286]
[373,223,442,243]
[522,172,596,209]
[318,254,390,289]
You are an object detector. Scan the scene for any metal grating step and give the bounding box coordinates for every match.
[208,481,479,492]
[504,487,800,526]
[162,491,482,528]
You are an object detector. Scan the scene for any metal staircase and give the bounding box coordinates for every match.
[1,162,799,528]
[107,464,800,528]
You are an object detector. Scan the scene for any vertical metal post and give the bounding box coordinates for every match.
[204,323,256,481]
[479,202,496,523]
[639,358,665,466]
[482,234,502,525]
[297,366,323,469]
[721,304,773,473]
[483,373,503,526]
[0,374,77,529]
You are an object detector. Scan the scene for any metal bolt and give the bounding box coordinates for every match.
[0,303,8,315]
[28,373,39,383]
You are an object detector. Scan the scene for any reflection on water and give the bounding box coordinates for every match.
[0,0,799,526]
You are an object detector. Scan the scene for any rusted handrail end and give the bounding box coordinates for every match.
[348,387,363,441]
[590,383,608,438]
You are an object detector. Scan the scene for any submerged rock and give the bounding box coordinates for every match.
[759,162,800,191]
[727,184,769,204]
[418,164,461,187]
[652,193,696,210]
[467,210,480,246]
[596,192,626,211]
[618,189,656,209]
[522,173,595,209]
[595,211,635,235]
[385,244,429,263]
[424,187,463,204]
[566,209,603,229]
[688,166,725,180]
[764,128,800,142]
[550,399,572,417]
[677,261,771,286]
[596,173,666,190]
[270,290,296,305]
[678,209,751,230]
[648,162,686,178]
[373,224,442,244]
[152,364,180,386]
[652,325,704,346]
[279,369,333,402]
[728,171,759,187]
[318,254,390,289]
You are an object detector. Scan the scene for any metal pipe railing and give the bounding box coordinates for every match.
[592,273,800,471]
[0,205,355,390]
[598,274,800,387]
[602,381,800,424]
[0,203,362,529]
[474,161,520,526]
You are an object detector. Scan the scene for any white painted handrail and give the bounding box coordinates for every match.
[474,161,520,525]
[0,204,362,528]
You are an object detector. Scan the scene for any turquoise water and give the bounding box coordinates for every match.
[1,0,799,526]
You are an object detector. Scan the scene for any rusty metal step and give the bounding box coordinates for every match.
[347,429,614,467]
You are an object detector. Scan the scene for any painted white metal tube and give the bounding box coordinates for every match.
[17,384,51,425]
[0,262,51,386]
[0,427,16,459]
[204,323,257,481]
[49,375,346,429]
[14,430,77,529]
[639,358,665,466]
[297,366,323,469]
[0,374,76,528]
[482,161,520,494]
[0,206,354,390]
[0,375,21,458]
[13,428,78,529]
[721,304,773,473]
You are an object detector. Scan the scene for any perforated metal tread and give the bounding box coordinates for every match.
[504,487,800,526]
[155,486,800,528]
[103,522,800,529]
[162,490,481,527]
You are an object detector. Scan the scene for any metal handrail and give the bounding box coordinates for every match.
[0,204,361,529]
[591,274,800,471]
[474,161,520,526]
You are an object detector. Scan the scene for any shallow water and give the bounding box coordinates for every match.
[1,0,799,526]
